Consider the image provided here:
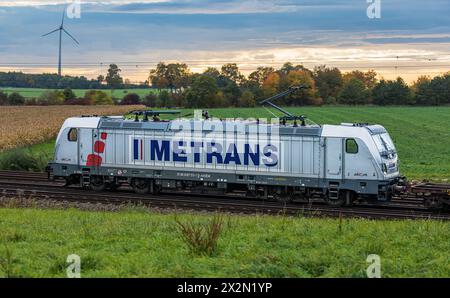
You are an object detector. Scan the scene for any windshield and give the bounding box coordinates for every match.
[372,133,396,155]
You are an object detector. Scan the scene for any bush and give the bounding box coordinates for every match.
[214,91,229,108]
[143,93,158,107]
[324,96,337,105]
[84,90,113,105]
[171,92,186,107]
[158,90,171,107]
[63,88,77,101]
[120,93,141,105]
[0,91,8,105]
[24,98,37,106]
[38,90,65,105]
[175,213,224,256]
[238,90,256,107]
[7,92,25,105]
[64,98,92,105]
[0,150,50,172]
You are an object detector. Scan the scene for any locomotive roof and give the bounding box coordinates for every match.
[96,117,322,136]
[59,116,388,141]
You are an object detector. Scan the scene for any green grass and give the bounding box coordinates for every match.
[0,106,448,180]
[0,208,448,277]
[1,87,159,99]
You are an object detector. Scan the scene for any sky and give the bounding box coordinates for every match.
[0,0,449,83]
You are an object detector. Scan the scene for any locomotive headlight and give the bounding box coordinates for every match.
[381,163,388,174]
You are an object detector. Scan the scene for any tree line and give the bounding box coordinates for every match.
[147,62,450,107]
[0,65,148,90]
[0,62,449,106]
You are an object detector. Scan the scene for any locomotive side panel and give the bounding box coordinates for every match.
[90,128,322,179]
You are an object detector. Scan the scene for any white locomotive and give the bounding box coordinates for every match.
[47,88,403,206]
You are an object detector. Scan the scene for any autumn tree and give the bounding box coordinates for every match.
[248,66,274,86]
[279,62,295,75]
[220,63,245,85]
[185,75,219,108]
[313,65,343,101]
[343,70,377,89]
[97,75,104,84]
[105,64,123,91]
[203,67,221,79]
[149,62,191,92]
[261,72,280,98]
[238,90,256,107]
[285,70,319,105]
[412,74,450,105]
[372,78,413,105]
[338,78,370,105]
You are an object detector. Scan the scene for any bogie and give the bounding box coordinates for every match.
[90,175,106,192]
[132,178,151,194]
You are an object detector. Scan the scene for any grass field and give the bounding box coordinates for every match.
[1,87,158,99]
[0,208,448,277]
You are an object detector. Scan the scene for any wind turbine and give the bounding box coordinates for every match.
[42,9,79,77]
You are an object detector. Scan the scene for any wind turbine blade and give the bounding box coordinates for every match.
[63,28,79,44]
[42,28,60,37]
[61,8,65,26]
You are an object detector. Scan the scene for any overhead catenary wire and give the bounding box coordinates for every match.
[0,58,449,84]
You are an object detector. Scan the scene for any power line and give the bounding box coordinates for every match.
[0,62,449,67]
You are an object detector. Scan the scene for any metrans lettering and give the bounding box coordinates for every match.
[133,139,278,167]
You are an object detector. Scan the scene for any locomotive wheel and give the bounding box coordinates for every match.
[132,178,150,194]
[90,176,106,191]
[152,184,162,195]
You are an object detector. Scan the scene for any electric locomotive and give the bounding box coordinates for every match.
[46,87,404,206]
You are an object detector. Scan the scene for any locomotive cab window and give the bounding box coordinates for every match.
[346,138,358,154]
[68,128,78,142]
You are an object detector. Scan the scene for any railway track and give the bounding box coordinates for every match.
[0,170,449,220]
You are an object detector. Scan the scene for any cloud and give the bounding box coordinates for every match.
[0,1,448,83]
[0,0,355,14]
[0,0,168,6]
